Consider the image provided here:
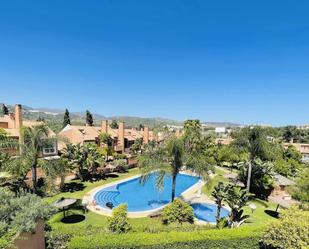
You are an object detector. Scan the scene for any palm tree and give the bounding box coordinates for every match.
[232,127,269,192]
[212,182,228,227]
[84,144,102,182]
[21,124,56,194]
[138,136,183,202]
[98,132,114,161]
[62,143,86,181]
[138,119,212,202]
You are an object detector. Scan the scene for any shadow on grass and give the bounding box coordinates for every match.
[61,214,85,224]
[62,182,85,193]
[264,209,279,218]
[104,173,120,179]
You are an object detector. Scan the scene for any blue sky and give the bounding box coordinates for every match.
[0,0,308,126]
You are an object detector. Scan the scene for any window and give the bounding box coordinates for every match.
[43,145,56,155]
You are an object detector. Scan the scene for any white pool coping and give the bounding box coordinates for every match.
[83,171,204,218]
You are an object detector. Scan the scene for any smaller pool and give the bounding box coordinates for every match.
[191,203,230,223]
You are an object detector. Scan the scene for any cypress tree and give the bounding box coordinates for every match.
[86,110,94,126]
[2,104,9,115]
[63,109,71,128]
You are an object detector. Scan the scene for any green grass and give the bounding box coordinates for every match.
[47,166,278,248]
[202,167,229,197]
[45,168,140,204]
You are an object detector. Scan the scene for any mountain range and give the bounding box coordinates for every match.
[1,104,241,132]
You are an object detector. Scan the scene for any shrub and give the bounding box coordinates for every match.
[68,226,262,249]
[108,204,131,233]
[161,199,194,225]
[262,206,309,249]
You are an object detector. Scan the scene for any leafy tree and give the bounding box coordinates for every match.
[130,138,143,155]
[63,108,71,128]
[108,204,131,233]
[98,132,114,161]
[239,159,274,199]
[86,110,94,126]
[1,104,9,115]
[212,182,229,227]
[110,120,119,129]
[0,188,56,247]
[290,167,309,203]
[282,126,297,143]
[84,144,102,181]
[262,206,309,249]
[62,143,102,181]
[161,199,194,225]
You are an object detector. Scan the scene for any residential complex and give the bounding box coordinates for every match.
[58,120,155,154]
[0,104,58,157]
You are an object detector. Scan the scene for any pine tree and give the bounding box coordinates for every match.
[63,109,71,128]
[2,104,9,115]
[86,110,94,126]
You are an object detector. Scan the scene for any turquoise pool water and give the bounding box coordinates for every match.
[191,203,230,222]
[94,173,200,212]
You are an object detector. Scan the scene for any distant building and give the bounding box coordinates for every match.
[284,143,309,162]
[0,104,58,157]
[215,127,226,134]
[58,121,156,154]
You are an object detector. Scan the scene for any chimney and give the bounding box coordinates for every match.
[118,121,125,152]
[143,126,149,144]
[14,104,23,129]
[101,120,108,133]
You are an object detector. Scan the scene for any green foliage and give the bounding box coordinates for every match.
[224,185,252,228]
[239,159,274,199]
[68,226,262,249]
[290,167,309,203]
[262,207,309,249]
[1,104,9,115]
[113,159,128,172]
[161,199,194,225]
[212,182,229,227]
[63,108,71,128]
[0,188,56,247]
[85,110,94,126]
[108,204,131,233]
[110,120,119,129]
[62,143,102,181]
[131,138,143,155]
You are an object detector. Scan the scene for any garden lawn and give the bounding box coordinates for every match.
[202,167,229,197]
[45,168,140,204]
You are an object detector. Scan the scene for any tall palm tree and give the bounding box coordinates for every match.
[232,127,269,192]
[21,124,56,194]
[138,119,212,202]
[138,136,183,202]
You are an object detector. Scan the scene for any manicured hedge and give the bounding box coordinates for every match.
[68,226,262,249]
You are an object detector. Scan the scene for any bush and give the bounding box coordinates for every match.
[68,226,262,249]
[262,206,309,249]
[161,199,194,225]
[108,204,131,233]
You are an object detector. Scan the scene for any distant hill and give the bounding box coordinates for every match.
[1,104,241,132]
[1,104,183,131]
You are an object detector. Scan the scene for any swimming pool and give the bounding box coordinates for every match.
[191,203,230,222]
[94,173,200,212]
